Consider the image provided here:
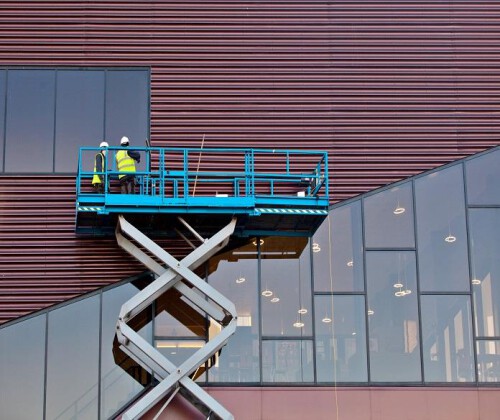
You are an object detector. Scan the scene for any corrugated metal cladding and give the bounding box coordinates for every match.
[0,1,499,324]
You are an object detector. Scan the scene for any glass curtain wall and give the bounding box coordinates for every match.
[0,274,153,420]
[0,68,149,174]
[311,146,499,385]
[467,148,500,382]
[366,251,421,382]
[0,314,46,420]
[260,237,313,383]
[207,243,260,383]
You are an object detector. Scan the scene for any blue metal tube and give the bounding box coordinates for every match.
[183,149,188,200]
[324,152,329,198]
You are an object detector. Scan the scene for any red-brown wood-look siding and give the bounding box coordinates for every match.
[1,1,499,324]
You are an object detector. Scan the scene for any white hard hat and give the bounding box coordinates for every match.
[120,136,129,145]
[99,141,109,148]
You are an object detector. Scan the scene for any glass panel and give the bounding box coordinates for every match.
[466,149,500,205]
[46,296,100,420]
[154,287,205,339]
[366,251,421,382]
[261,237,312,337]
[313,201,364,292]
[208,248,260,382]
[101,281,152,419]
[314,295,367,382]
[477,340,500,383]
[0,70,6,172]
[156,339,205,368]
[421,295,474,382]
[105,70,149,151]
[5,70,55,172]
[155,311,202,338]
[364,182,415,248]
[55,70,105,172]
[0,315,46,420]
[262,340,314,383]
[415,164,469,291]
[470,208,500,337]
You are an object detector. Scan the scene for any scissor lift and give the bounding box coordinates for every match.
[75,146,329,419]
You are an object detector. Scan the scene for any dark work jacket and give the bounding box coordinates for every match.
[93,152,105,184]
[123,145,141,163]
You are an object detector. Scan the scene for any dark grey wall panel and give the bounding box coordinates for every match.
[55,70,105,172]
[5,70,55,172]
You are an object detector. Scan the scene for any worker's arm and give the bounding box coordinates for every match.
[95,153,103,182]
[128,149,141,163]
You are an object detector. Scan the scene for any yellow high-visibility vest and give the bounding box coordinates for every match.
[92,153,104,184]
[115,150,136,179]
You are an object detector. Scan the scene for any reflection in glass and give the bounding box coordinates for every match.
[466,148,500,205]
[156,339,206,381]
[101,282,152,419]
[261,237,312,337]
[0,70,5,172]
[421,295,474,382]
[366,251,421,382]
[46,295,100,420]
[55,70,105,172]
[314,295,367,382]
[415,164,469,291]
[364,182,415,248]
[313,201,364,292]
[477,340,500,383]
[0,314,46,420]
[155,287,206,339]
[105,70,149,156]
[208,248,260,382]
[262,340,314,383]
[5,70,56,172]
[155,311,202,338]
[470,209,500,337]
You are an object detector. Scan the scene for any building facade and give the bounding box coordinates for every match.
[2,146,500,419]
[0,1,499,419]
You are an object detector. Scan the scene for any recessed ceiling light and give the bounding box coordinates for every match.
[395,291,405,297]
[367,309,374,316]
[347,260,353,267]
[293,321,305,328]
[271,297,280,303]
[312,243,321,253]
[393,207,406,215]
[298,308,308,315]
[393,283,403,288]
[261,289,273,297]
[472,279,481,285]
[236,277,246,284]
[322,317,332,323]
[445,235,457,243]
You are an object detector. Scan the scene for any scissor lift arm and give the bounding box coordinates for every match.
[116,215,237,419]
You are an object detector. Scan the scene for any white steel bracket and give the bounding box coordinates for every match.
[115,215,237,420]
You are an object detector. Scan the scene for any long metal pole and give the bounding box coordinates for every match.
[192,133,205,197]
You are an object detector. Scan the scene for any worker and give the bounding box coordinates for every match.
[115,136,140,194]
[92,141,109,194]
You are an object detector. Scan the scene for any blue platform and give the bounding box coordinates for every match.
[75,146,329,237]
